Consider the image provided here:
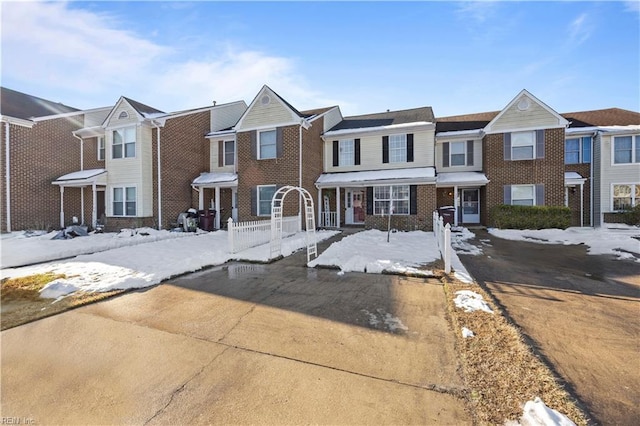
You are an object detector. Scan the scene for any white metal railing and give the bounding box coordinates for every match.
[228,215,300,254]
[432,211,452,274]
[320,211,337,228]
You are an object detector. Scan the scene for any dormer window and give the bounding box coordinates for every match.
[118,111,129,119]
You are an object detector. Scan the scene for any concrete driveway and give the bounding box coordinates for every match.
[1,254,470,424]
[457,229,640,425]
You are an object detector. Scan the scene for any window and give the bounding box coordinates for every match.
[511,131,535,160]
[112,127,136,159]
[566,137,592,164]
[259,130,276,159]
[511,185,535,206]
[450,142,466,166]
[258,185,276,216]
[612,184,640,211]
[339,139,355,166]
[113,187,136,216]
[374,185,410,215]
[389,134,407,163]
[613,135,640,164]
[224,140,235,166]
[98,136,105,161]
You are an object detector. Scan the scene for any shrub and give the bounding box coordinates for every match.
[491,205,571,230]
[622,204,640,226]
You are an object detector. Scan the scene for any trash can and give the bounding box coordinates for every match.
[198,209,214,231]
[438,206,455,226]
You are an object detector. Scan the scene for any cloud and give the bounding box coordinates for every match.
[568,12,594,45]
[0,1,343,112]
[455,0,499,24]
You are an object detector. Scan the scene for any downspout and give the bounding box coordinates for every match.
[299,122,303,220]
[72,132,84,171]
[4,121,11,232]
[152,121,162,230]
[590,130,597,227]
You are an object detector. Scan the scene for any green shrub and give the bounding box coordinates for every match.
[622,204,640,226]
[490,205,571,230]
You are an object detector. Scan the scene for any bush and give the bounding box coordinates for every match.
[622,205,640,226]
[491,205,571,230]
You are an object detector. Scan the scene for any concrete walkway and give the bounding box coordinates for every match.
[1,234,470,424]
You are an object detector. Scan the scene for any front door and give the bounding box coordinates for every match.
[461,189,480,223]
[345,190,365,225]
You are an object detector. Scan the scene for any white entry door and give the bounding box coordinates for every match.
[345,190,365,225]
[461,189,480,223]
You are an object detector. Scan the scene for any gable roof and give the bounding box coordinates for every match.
[0,87,79,120]
[484,89,569,133]
[122,96,165,118]
[329,107,435,131]
[562,108,640,127]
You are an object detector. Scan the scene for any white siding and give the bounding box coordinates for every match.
[139,125,154,216]
[490,96,562,132]
[237,93,298,130]
[324,128,435,173]
[600,133,640,212]
[209,139,235,172]
[323,108,343,132]
[211,102,247,132]
[435,139,482,172]
[104,101,139,128]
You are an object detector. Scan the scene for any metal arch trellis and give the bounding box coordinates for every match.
[269,186,317,262]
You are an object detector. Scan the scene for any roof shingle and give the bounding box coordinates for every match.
[0,87,79,120]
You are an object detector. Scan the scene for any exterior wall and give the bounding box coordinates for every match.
[152,110,211,230]
[565,163,592,227]
[211,102,247,132]
[483,128,566,226]
[209,139,235,173]
[435,139,483,172]
[1,116,85,232]
[323,127,435,173]
[592,134,602,226]
[104,102,139,128]
[489,96,563,132]
[322,108,343,132]
[302,117,325,218]
[236,93,298,131]
[364,184,436,231]
[599,132,640,214]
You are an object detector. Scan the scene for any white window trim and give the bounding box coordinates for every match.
[339,139,355,166]
[610,182,640,211]
[373,185,410,216]
[111,185,137,217]
[223,139,235,167]
[98,136,105,161]
[257,184,276,216]
[449,141,467,167]
[511,184,536,206]
[511,131,536,161]
[388,134,407,163]
[611,134,640,166]
[112,126,137,160]
[258,129,277,160]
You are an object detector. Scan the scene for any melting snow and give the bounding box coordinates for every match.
[454,290,494,314]
[506,397,576,426]
[462,327,475,338]
[361,308,409,332]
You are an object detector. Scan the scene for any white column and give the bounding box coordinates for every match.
[336,186,341,228]
[231,187,238,222]
[92,183,97,228]
[198,187,204,210]
[580,183,584,227]
[453,186,459,227]
[317,187,322,227]
[80,186,85,225]
[59,186,65,228]
[215,186,221,229]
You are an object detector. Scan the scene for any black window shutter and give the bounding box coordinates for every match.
[467,140,474,166]
[366,187,373,215]
[410,185,417,214]
[535,184,545,206]
[251,187,257,216]
[276,127,284,158]
[333,141,339,167]
[407,134,414,162]
[443,142,450,167]
[504,133,512,161]
[218,140,224,167]
[536,130,545,159]
[250,131,257,159]
[382,136,389,163]
[354,139,361,165]
[504,185,512,205]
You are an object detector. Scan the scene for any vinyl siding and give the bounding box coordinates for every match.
[323,108,343,133]
[211,102,247,132]
[237,95,298,130]
[490,97,562,132]
[435,139,482,171]
[324,128,435,172]
[600,133,640,212]
[209,139,235,172]
[104,102,139,128]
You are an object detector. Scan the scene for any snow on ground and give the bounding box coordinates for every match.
[1,230,339,299]
[308,230,440,275]
[461,327,475,338]
[506,397,576,426]
[454,290,494,314]
[488,225,640,262]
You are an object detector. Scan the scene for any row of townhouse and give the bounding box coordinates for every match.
[1,85,639,233]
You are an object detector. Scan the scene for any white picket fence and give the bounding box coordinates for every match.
[432,211,452,274]
[227,215,301,253]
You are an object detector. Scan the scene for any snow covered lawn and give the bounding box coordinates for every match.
[488,225,640,261]
[1,229,339,298]
[308,230,443,276]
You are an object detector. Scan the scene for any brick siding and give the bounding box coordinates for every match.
[364,184,436,231]
[565,163,592,226]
